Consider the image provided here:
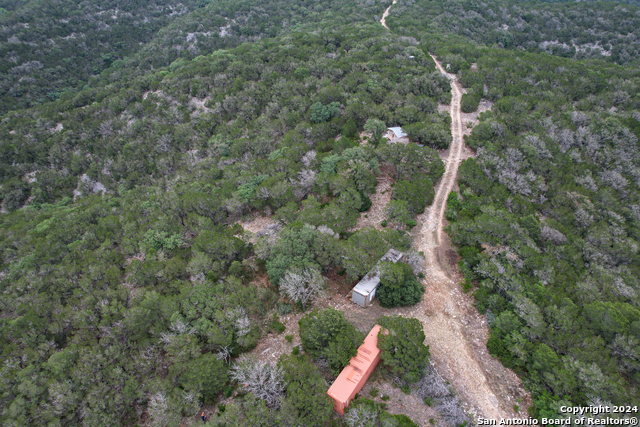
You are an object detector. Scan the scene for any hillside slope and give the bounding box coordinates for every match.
[1,0,640,425]
[0,0,391,115]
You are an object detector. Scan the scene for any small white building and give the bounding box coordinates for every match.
[350,248,404,308]
[385,127,409,144]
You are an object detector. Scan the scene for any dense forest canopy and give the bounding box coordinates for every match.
[389,0,640,65]
[1,0,640,425]
[448,48,640,414]
[0,23,449,207]
[0,0,208,114]
[0,15,447,426]
[0,0,392,115]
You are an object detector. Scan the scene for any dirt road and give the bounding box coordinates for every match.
[379,5,529,417]
[380,0,397,30]
[401,55,530,421]
[423,57,464,264]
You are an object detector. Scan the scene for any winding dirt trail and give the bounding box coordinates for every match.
[423,57,465,265]
[380,0,397,30]
[404,56,529,422]
[377,6,530,421]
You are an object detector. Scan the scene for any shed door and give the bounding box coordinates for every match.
[352,291,366,307]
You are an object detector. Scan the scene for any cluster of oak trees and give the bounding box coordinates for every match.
[0,24,449,211]
[0,0,206,114]
[0,0,394,115]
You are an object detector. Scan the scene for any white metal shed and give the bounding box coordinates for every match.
[385,127,408,143]
[350,248,403,307]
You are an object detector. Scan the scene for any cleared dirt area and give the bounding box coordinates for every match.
[239,214,275,234]
[249,312,303,363]
[238,213,277,244]
[351,164,395,231]
[461,98,493,132]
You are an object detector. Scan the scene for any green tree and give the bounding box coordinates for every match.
[403,123,452,149]
[346,398,419,427]
[461,92,481,113]
[237,175,270,200]
[377,262,424,308]
[310,102,340,123]
[378,143,445,182]
[350,161,378,195]
[294,67,310,80]
[279,354,334,426]
[583,302,632,342]
[519,214,541,242]
[208,395,276,427]
[142,229,182,252]
[393,178,434,214]
[445,191,460,221]
[262,226,326,285]
[364,118,387,146]
[0,178,31,211]
[385,200,413,228]
[180,353,228,401]
[298,308,363,374]
[342,118,358,138]
[377,316,430,383]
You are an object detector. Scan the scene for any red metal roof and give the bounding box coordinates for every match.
[327,325,383,414]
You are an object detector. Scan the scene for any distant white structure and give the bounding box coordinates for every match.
[350,248,404,308]
[385,127,409,144]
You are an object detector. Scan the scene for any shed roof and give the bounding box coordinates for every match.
[352,275,379,296]
[380,248,404,263]
[388,127,407,138]
[352,248,404,297]
[327,325,382,403]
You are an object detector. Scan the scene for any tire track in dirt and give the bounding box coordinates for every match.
[423,57,464,263]
[412,55,504,420]
[402,55,529,422]
[379,4,530,416]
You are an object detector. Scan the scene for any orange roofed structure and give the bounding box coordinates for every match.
[327,324,384,415]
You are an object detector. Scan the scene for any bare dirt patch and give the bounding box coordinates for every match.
[445,248,460,269]
[249,312,303,363]
[189,97,212,118]
[352,164,395,231]
[358,130,372,142]
[460,98,493,136]
[239,215,274,234]
[458,99,491,161]
[238,213,276,243]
